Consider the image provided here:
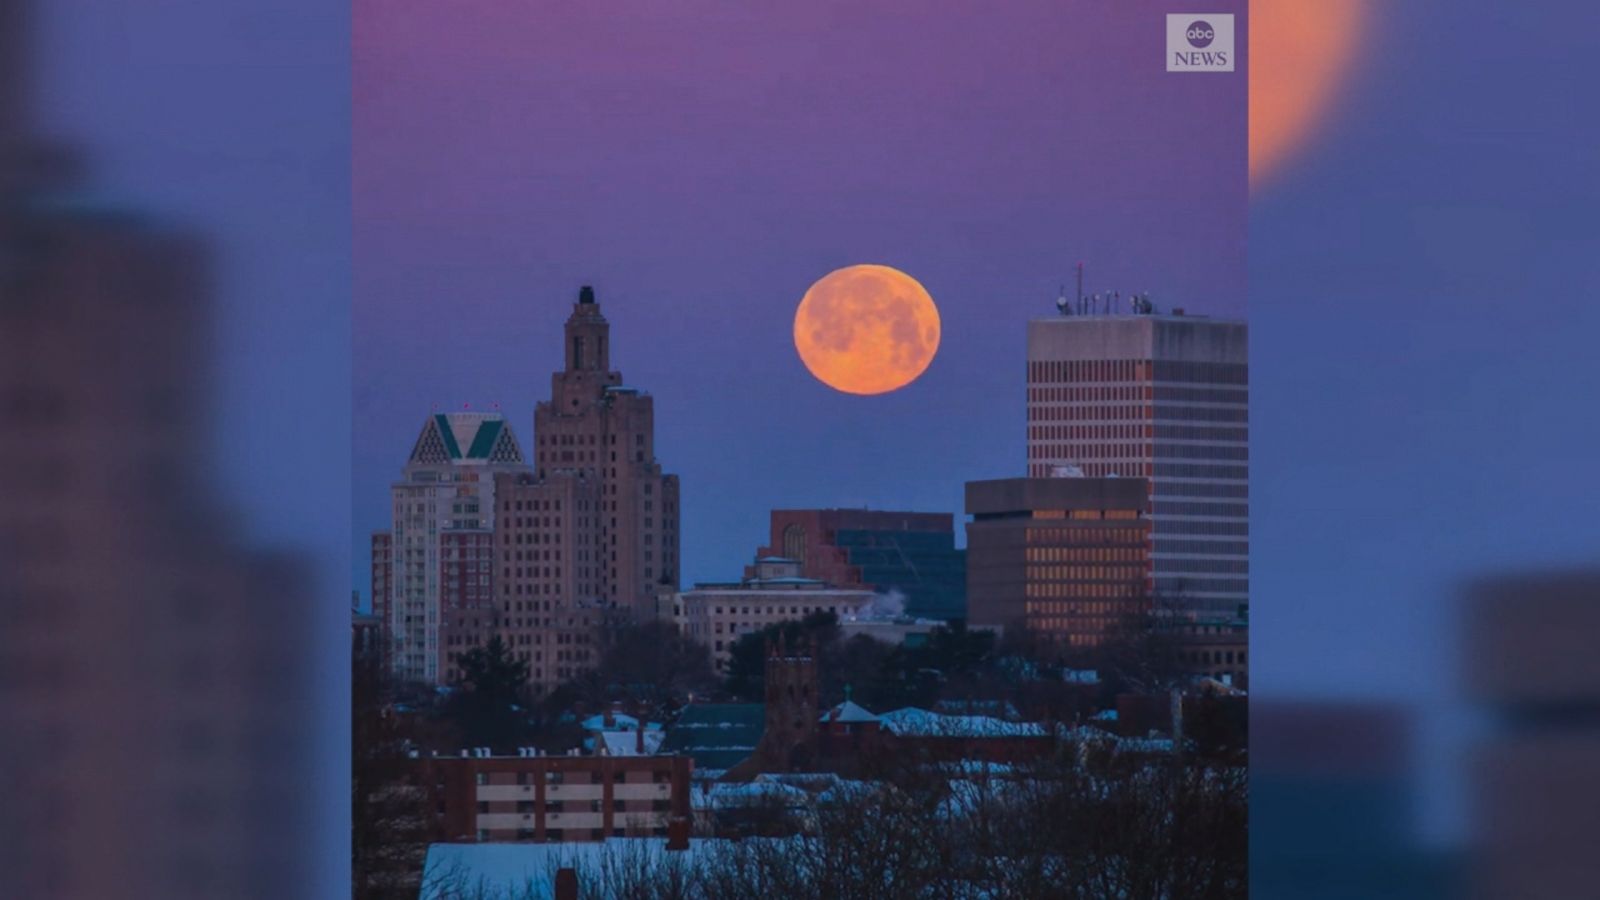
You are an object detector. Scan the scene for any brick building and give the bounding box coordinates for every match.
[492,470,607,696]
[414,753,693,844]
[750,509,967,620]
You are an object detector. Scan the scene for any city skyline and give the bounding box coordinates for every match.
[353,0,1248,599]
[355,292,1248,605]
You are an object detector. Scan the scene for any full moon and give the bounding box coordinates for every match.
[1250,0,1368,187]
[793,264,941,396]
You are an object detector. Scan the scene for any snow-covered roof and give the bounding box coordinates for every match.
[878,707,1047,738]
[820,699,879,724]
[598,729,665,757]
[1118,736,1176,754]
[580,712,661,732]
[696,781,812,810]
[421,840,710,899]
[659,704,765,771]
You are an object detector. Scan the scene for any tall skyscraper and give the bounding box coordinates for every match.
[379,412,527,684]
[527,286,680,623]
[1026,312,1247,616]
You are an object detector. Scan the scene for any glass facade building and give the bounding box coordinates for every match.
[751,510,968,621]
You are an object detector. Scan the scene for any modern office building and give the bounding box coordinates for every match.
[1026,312,1247,616]
[965,475,1152,646]
[675,557,875,673]
[379,411,527,684]
[530,286,680,623]
[750,509,966,620]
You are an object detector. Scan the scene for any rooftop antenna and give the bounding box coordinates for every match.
[1055,284,1070,316]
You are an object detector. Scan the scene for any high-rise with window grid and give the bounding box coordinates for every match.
[1026,313,1247,616]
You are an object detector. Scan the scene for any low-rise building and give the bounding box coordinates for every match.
[1167,608,1248,688]
[674,557,874,672]
[410,753,693,844]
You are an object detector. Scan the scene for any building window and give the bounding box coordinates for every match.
[782,524,806,563]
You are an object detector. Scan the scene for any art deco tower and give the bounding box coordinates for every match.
[523,286,680,623]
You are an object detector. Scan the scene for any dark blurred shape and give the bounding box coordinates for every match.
[0,4,315,897]
[1252,701,1456,899]
[1464,571,1600,900]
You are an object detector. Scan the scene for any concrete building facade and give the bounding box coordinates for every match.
[379,412,527,684]
[1026,313,1247,616]
[965,476,1152,646]
[675,557,874,673]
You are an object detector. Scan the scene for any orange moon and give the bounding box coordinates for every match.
[1250,0,1369,187]
[793,265,941,396]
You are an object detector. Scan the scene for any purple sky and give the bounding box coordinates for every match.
[353,0,1246,593]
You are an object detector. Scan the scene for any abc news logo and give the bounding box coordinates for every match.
[1166,13,1234,72]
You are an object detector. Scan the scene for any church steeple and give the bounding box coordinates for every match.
[564,284,610,373]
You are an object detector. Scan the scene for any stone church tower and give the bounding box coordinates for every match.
[726,635,820,779]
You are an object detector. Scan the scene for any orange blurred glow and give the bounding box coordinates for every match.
[793,264,941,395]
[1250,0,1369,186]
